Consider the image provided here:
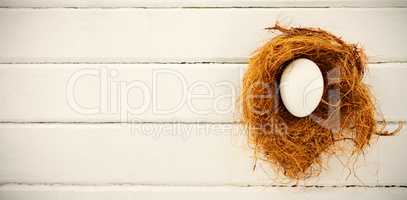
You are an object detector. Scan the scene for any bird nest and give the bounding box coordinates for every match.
[240,24,401,179]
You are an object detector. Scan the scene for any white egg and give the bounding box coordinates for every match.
[279,58,324,117]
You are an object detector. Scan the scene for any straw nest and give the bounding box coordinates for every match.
[240,24,401,180]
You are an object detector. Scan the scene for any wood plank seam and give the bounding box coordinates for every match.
[1,183,407,188]
[0,61,406,65]
[0,121,404,125]
[0,4,406,9]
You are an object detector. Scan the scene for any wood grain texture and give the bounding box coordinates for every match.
[0,123,405,185]
[0,63,405,122]
[0,0,406,8]
[1,185,406,200]
[0,8,406,63]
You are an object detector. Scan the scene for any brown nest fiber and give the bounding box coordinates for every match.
[241,24,400,180]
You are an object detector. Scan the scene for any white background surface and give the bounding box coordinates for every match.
[0,0,406,199]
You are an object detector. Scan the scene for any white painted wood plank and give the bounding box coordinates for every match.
[0,8,406,63]
[0,64,242,122]
[0,0,406,8]
[0,63,405,122]
[0,123,405,185]
[364,64,407,121]
[1,185,406,200]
